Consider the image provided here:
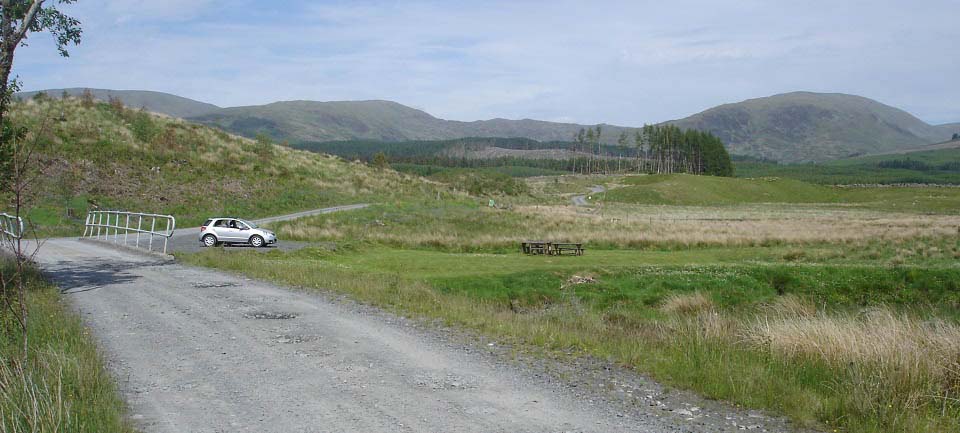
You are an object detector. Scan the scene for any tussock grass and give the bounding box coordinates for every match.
[659,292,714,314]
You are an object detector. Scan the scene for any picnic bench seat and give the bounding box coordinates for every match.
[552,242,584,256]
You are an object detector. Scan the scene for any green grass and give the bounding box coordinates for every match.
[603,174,960,213]
[734,147,960,185]
[607,174,838,205]
[0,261,133,433]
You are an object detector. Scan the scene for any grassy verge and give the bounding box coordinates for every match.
[0,260,133,433]
[181,245,960,433]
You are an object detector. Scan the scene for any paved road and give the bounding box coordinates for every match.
[30,238,682,433]
[168,204,368,254]
[571,185,606,206]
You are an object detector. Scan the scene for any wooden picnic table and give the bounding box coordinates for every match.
[552,242,584,256]
[521,240,584,256]
[521,240,551,255]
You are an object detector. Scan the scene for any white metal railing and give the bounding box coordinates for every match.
[0,212,24,240]
[83,210,176,254]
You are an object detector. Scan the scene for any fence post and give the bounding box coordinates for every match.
[136,215,142,248]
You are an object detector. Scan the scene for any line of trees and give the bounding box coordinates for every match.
[631,124,733,176]
[570,124,732,176]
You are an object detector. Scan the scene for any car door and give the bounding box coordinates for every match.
[235,221,252,241]
[217,219,242,241]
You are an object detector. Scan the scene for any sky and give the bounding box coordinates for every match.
[12,0,960,126]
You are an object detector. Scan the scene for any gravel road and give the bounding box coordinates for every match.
[571,186,606,206]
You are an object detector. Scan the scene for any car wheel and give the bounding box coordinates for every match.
[249,235,265,248]
[202,234,217,247]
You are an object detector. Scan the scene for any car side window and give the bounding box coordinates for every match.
[237,222,249,230]
[213,219,226,227]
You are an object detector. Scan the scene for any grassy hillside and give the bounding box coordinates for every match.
[604,174,960,213]
[735,145,960,185]
[672,92,951,163]
[4,97,438,235]
[605,174,837,205]
[17,88,221,118]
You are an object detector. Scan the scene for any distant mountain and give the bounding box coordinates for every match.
[669,92,952,162]
[188,100,633,144]
[19,88,955,163]
[939,122,960,136]
[16,88,221,118]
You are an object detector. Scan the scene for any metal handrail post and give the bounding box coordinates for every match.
[136,215,142,248]
[149,218,156,252]
[124,214,130,245]
[163,218,170,254]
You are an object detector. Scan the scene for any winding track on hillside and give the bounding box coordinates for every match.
[571,185,606,206]
[23,205,799,433]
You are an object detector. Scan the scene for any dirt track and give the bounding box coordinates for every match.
[571,185,605,206]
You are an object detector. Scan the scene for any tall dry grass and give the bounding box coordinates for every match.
[0,357,69,433]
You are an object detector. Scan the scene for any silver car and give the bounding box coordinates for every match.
[199,217,277,248]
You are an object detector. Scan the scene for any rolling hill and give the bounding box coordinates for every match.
[670,92,952,162]
[939,122,960,136]
[188,99,634,144]
[18,88,956,163]
[16,88,222,118]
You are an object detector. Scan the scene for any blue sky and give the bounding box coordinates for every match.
[13,0,960,125]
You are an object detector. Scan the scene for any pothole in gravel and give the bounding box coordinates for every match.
[275,334,319,344]
[243,311,298,320]
[192,282,239,288]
